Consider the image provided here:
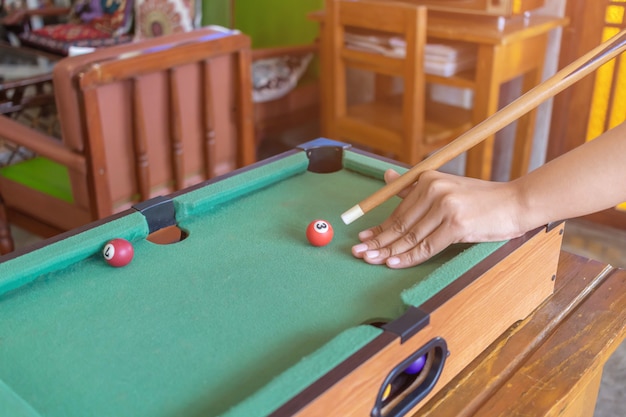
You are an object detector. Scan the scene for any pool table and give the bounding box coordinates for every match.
[0,139,563,417]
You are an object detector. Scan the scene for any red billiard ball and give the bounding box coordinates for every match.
[103,238,134,267]
[306,220,334,247]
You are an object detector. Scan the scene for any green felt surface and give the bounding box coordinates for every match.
[0,157,73,203]
[0,379,41,417]
[0,150,505,417]
[0,212,149,296]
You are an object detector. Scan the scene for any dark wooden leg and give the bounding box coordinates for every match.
[0,194,15,255]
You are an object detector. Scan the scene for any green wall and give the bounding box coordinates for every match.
[202,0,233,28]
[202,0,324,48]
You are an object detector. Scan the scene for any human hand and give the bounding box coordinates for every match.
[351,169,526,268]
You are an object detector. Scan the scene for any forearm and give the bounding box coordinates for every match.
[513,123,626,230]
[352,123,626,269]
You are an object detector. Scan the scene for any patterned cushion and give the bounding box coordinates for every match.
[18,0,134,55]
[20,28,133,55]
[252,53,314,103]
[134,0,195,40]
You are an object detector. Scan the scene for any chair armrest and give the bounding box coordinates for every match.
[0,74,56,91]
[0,116,86,174]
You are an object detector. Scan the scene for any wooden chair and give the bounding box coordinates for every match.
[321,0,472,165]
[0,26,255,253]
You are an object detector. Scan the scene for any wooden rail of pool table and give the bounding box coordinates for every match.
[277,221,564,416]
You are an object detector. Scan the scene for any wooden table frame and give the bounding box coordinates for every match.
[310,9,568,180]
[418,250,626,416]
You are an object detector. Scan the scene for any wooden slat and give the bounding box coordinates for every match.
[234,48,256,167]
[130,77,151,201]
[337,116,403,152]
[80,84,114,219]
[0,195,14,255]
[252,44,318,60]
[78,32,251,88]
[201,59,217,179]
[339,0,413,33]
[341,49,405,76]
[167,68,185,190]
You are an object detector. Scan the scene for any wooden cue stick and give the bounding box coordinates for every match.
[341,28,626,225]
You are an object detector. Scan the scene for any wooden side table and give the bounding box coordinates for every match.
[310,9,568,179]
[427,13,568,179]
[418,250,626,416]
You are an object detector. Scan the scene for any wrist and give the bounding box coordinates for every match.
[509,177,542,235]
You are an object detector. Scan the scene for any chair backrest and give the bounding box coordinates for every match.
[322,0,428,164]
[53,26,255,219]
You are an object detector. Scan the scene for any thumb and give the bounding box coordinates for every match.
[384,169,413,199]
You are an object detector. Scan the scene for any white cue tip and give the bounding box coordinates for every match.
[341,205,365,225]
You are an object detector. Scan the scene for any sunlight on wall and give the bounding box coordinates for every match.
[585,1,626,211]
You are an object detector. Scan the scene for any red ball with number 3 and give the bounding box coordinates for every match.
[306,220,334,247]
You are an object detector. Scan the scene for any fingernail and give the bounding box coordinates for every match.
[359,230,374,240]
[387,257,400,266]
[353,243,368,254]
[365,250,379,259]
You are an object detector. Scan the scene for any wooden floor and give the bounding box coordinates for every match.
[561,219,626,417]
